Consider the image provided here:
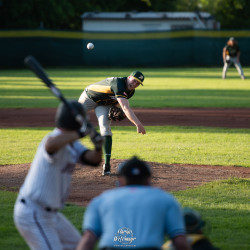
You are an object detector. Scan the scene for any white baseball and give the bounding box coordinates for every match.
[87,43,94,50]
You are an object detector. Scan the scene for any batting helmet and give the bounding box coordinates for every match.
[183,207,205,234]
[55,100,86,130]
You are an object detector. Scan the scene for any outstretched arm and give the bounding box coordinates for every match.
[117,97,146,134]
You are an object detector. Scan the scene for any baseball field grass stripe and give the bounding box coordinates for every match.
[1,68,250,109]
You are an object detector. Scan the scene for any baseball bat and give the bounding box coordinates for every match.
[24,55,84,125]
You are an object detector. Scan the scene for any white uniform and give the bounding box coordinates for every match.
[14,128,88,250]
[222,56,245,79]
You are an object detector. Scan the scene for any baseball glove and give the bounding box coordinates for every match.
[108,106,126,121]
[226,55,231,64]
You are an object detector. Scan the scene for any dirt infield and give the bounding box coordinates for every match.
[1,107,250,128]
[1,162,249,206]
[1,108,250,206]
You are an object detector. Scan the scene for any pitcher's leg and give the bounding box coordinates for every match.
[95,105,112,175]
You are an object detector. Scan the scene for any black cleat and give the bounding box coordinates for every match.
[102,164,111,176]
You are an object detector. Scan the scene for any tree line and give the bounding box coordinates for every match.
[0,0,249,30]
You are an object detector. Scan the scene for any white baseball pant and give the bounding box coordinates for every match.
[14,198,81,250]
[79,90,112,136]
[222,57,245,79]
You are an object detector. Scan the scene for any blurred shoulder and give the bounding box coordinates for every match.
[148,186,176,200]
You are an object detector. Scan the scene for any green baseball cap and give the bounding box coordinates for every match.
[130,71,144,85]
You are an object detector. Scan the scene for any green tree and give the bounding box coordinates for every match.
[0,0,76,29]
[200,0,250,29]
[175,0,201,11]
[0,0,177,30]
[176,0,250,29]
[1,0,249,30]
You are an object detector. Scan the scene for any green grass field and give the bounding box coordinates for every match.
[1,67,250,108]
[0,67,250,249]
[1,178,249,250]
[1,126,250,167]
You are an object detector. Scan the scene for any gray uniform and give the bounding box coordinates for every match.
[14,128,88,250]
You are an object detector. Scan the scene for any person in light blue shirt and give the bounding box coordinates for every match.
[77,156,190,250]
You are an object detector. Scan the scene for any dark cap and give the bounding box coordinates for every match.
[183,207,205,234]
[55,100,86,130]
[117,156,151,178]
[130,71,144,85]
[229,37,235,41]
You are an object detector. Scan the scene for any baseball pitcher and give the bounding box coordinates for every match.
[78,71,146,176]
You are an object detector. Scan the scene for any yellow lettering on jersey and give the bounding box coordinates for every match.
[88,85,113,94]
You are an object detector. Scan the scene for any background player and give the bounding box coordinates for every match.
[222,37,245,80]
[14,100,103,250]
[77,156,190,250]
[78,71,146,176]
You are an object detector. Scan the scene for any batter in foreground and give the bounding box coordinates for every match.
[79,71,146,176]
[13,100,103,250]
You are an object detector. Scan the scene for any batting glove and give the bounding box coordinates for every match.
[77,122,92,138]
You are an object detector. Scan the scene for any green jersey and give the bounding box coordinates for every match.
[225,43,240,57]
[85,77,135,105]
